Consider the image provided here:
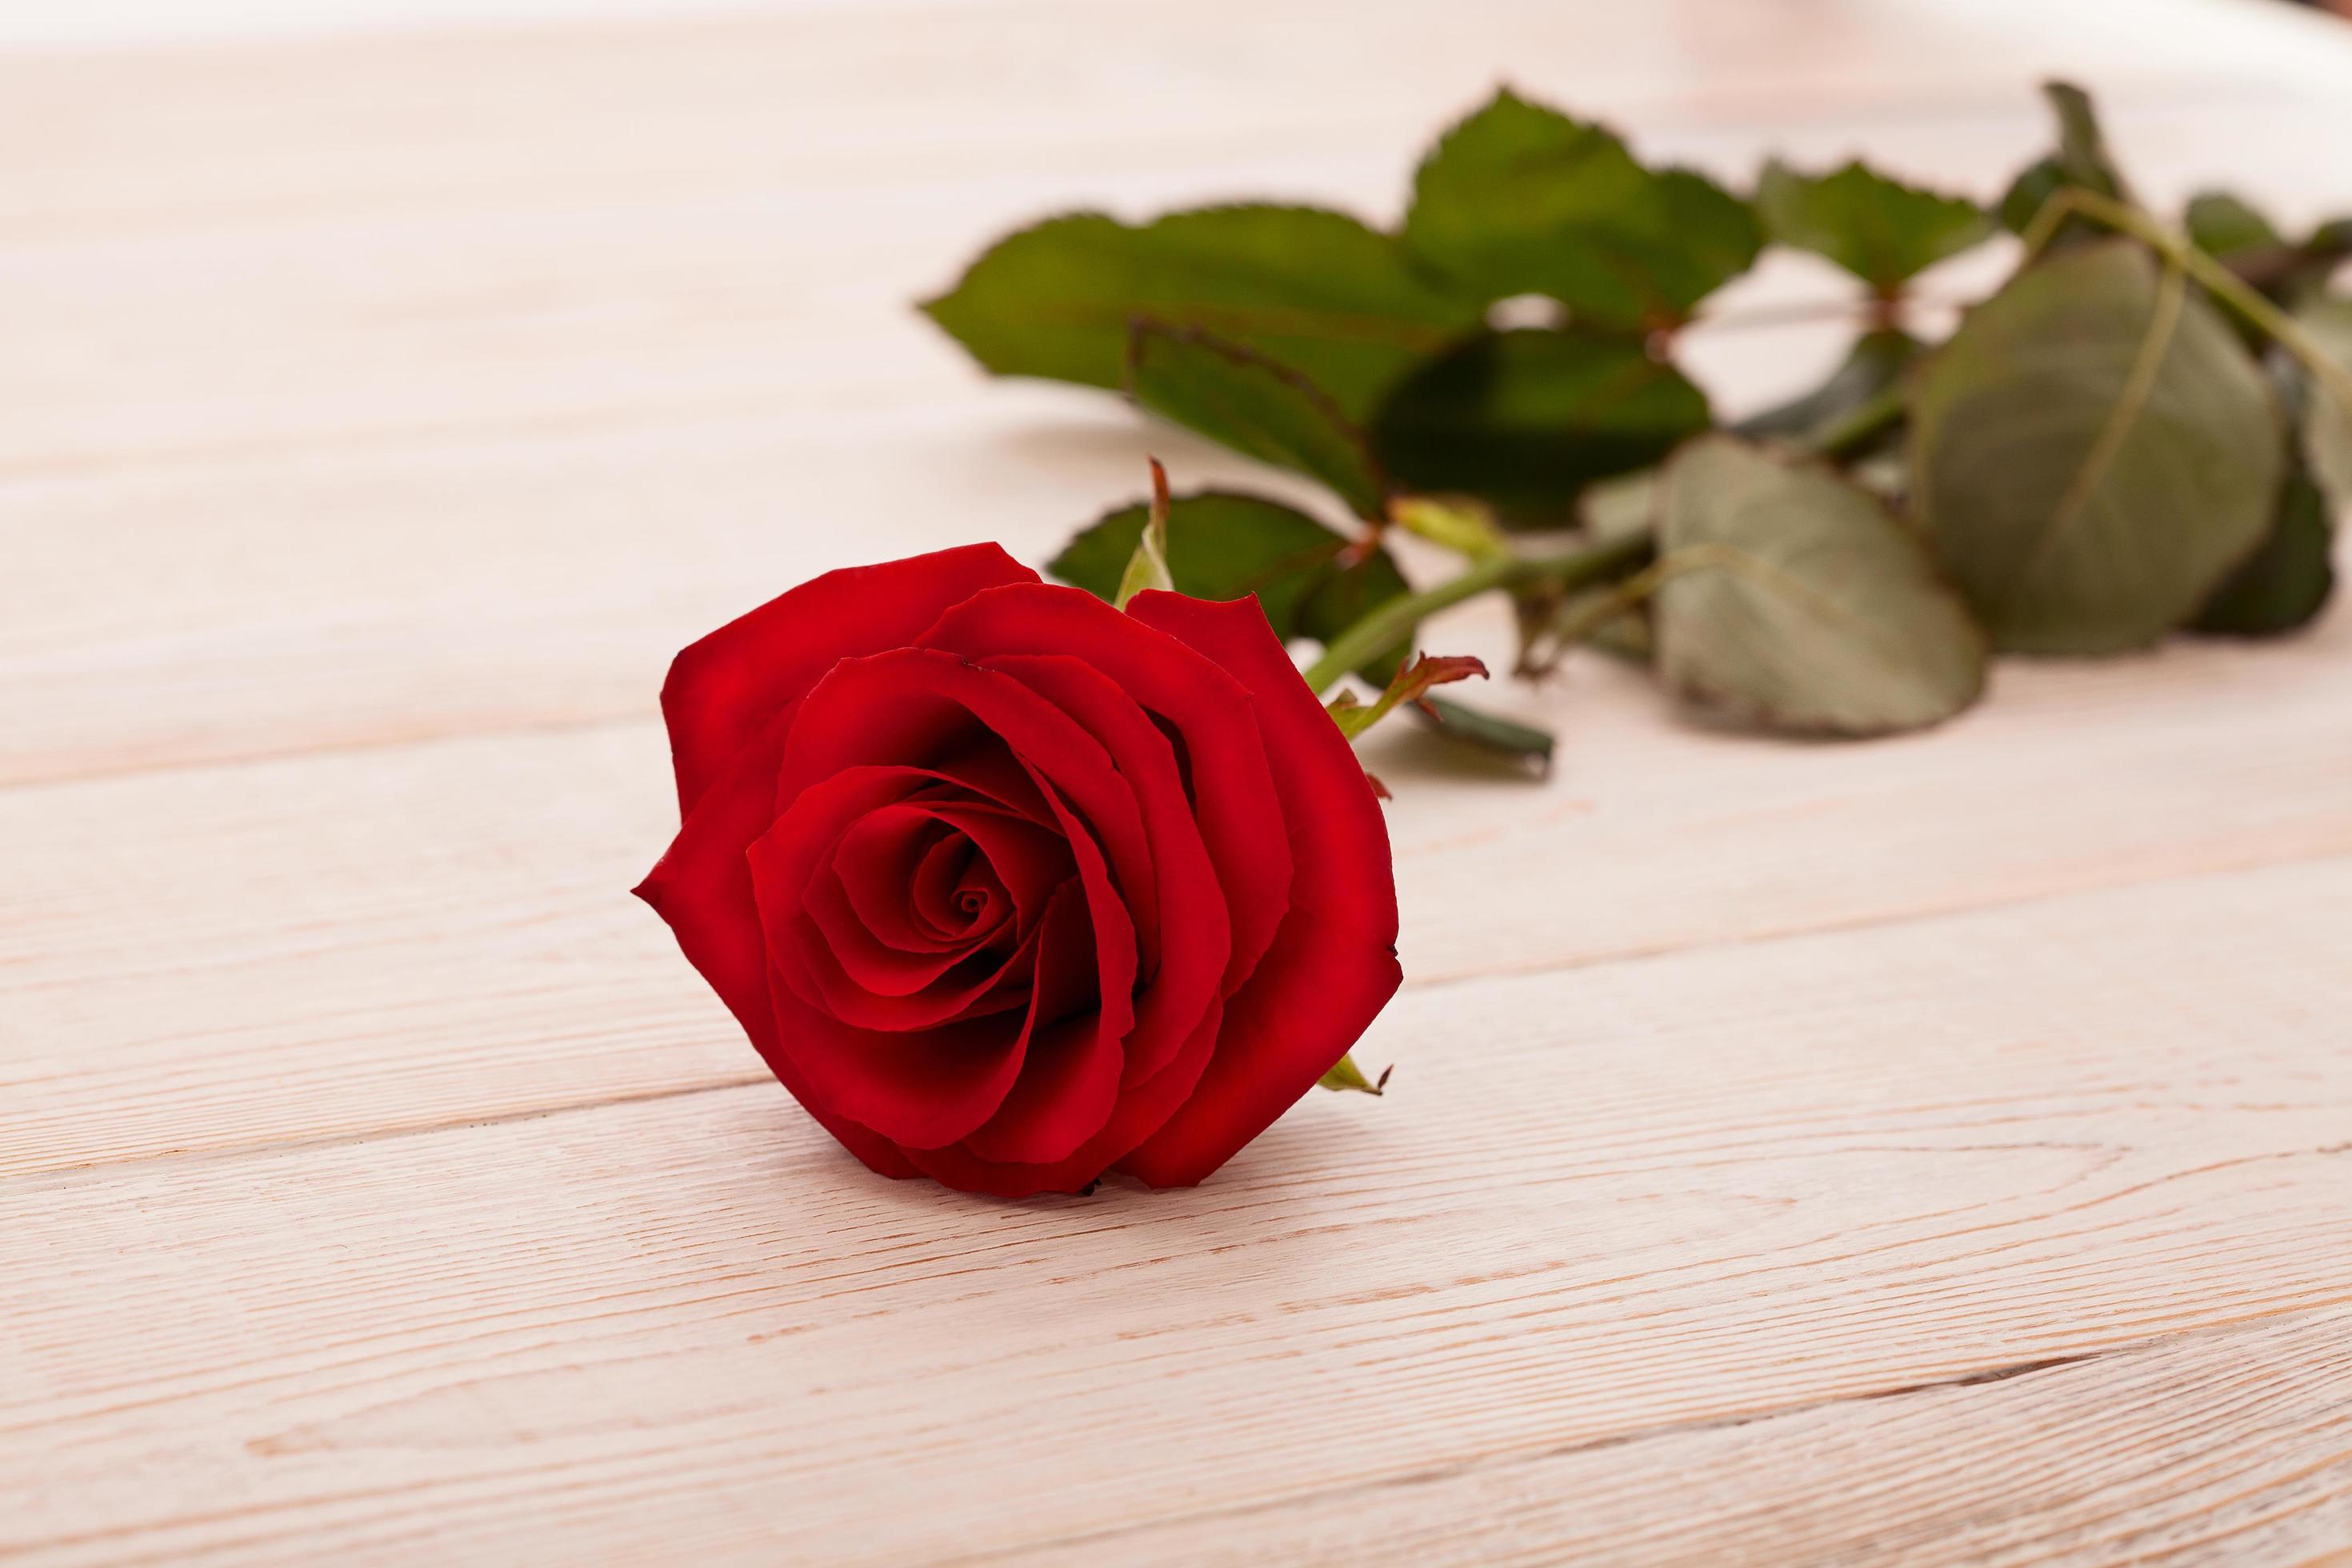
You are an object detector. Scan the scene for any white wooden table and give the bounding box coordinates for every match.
[8,2,2352,1560]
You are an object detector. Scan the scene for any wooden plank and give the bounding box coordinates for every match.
[5,7,2351,785]
[8,590,2352,1178]
[6,853,2351,1563]
[1025,1307,2352,1566]
[6,0,2331,244]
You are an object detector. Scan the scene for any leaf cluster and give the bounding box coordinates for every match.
[925,82,2350,742]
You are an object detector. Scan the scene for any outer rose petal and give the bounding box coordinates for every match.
[661,543,1037,814]
[1114,592,1403,1188]
[631,711,915,1180]
[903,998,1222,1198]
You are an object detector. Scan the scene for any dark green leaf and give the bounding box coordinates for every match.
[2223,223,2352,309]
[2192,468,2334,636]
[2184,191,2282,259]
[1912,240,2286,653]
[1051,490,1411,678]
[1998,158,2067,238]
[1126,323,1386,519]
[922,206,1482,420]
[1413,694,1554,774]
[1735,330,1922,446]
[1998,81,2132,238]
[1655,435,1986,735]
[1402,88,1760,330]
[1371,328,1710,523]
[1754,159,1993,293]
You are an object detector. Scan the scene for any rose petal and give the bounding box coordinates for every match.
[831,800,1069,955]
[765,964,1032,1150]
[762,834,1133,1151]
[920,583,1293,994]
[830,808,969,953]
[756,789,1044,1034]
[662,543,1036,815]
[1115,592,1403,1188]
[909,833,984,942]
[986,652,1229,1084]
[775,649,1162,985]
[630,707,916,1180]
[956,885,1131,1166]
[903,998,1222,1197]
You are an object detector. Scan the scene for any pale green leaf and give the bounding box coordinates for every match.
[1111,460,1174,610]
[1911,239,2286,653]
[1318,1053,1390,1094]
[2299,295,2352,510]
[1654,434,1986,735]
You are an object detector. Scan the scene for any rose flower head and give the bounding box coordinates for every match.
[635,544,1401,1196]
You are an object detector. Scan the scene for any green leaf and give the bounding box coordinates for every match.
[2184,191,2282,260]
[1402,88,1760,330]
[1318,1053,1390,1094]
[1754,159,1993,293]
[1998,81,2133,238]
[2222,221,2352,309]
[1327,653,1489,739]
[1370,328,1710,522]
[1734,330,1922,446]
[1126,323,1386,519]
[1414,694,1555,774]
[2192,468,2334,636]
[922,206,1482,420]
[1051,490,1412,678]
[1654,435,1986,735]
[1911,239,2286,653]
[2298,295,2352,510]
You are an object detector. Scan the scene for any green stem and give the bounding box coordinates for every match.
[1803,384,1906,461]
[1302,530,1653,695]
[2022,186,2352,421]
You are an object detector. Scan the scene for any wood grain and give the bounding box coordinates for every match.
[8,853,2352,1564]
[9,590,2352,1178]
[1023,1308,2352,1566]
[10,0,2352,1561]
[6,8,2352,785]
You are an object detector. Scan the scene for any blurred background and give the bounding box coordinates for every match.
[1,0,2348,46]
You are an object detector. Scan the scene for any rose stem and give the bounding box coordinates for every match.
[1301,530,1653,695]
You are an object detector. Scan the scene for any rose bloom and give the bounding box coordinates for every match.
[635,544,1402,1196]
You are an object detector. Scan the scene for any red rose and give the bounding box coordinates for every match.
[635,544,1402,1195]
